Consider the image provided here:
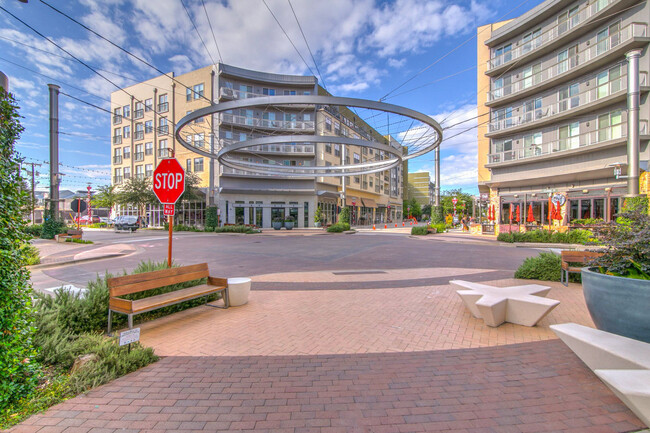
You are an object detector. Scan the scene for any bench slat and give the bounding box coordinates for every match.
[109,297,132,313]
[110,270,209,297]
[108,263,209,296]
[130,283,225,313]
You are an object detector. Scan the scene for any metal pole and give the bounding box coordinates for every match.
[626,49,641,197]
[341,144,346,222]
[48,84,60,218]
[434,146,440,207]
[168,215,173,267]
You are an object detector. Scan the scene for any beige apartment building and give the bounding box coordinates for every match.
[110,63,404,228]
[407,172,434,207]
[478,0,649,231]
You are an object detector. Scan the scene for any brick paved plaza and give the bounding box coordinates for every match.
[13,232,648,432]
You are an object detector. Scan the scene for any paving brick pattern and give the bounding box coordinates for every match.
[10,340,644,433]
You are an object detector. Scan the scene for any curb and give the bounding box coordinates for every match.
[29,252,132,270]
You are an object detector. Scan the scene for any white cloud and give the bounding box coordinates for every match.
[387,58,406,68]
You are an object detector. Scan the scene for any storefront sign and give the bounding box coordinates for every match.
[551,194,566,206]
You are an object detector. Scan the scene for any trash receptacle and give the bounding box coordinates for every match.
[227,277,251,307]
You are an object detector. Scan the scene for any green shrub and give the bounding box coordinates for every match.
[498,229,595,245]
[205,206,218,231]
[0,88,39,413]
[338,207,350,224]
[40,218,68,240]
[571,218,604,225]
[411,226,429,235]
[24,224,43,238]
[87,223,107,228]
[327,222,350,233]
[515,252,562,281]
[621,196,648,214]
[432,205,444,224]
[172,224,202,232]
[20,244,40,265]
[429,223,446,234]
[65,238,93,244]
[213,225,259,234]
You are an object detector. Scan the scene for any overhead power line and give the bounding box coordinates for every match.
[180,0,218,67]
[201,0,223,63]
[287,0,326,90]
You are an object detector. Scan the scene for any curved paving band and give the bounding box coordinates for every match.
[175,95,443,177]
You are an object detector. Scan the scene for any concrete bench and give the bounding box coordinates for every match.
[551,323,650,427]
[450,280,560,327]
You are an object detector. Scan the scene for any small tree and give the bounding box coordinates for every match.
[178,171,202,203]
[403,198,421,219]
[117,176,156,219]
[0,89,38,412]
[205,206,218,230]
[338,207,350,224]
[314,206,322,224]
[92,184,119,219]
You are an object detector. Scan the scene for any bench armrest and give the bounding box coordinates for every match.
[109,296,133,313]
[208,276,228,287]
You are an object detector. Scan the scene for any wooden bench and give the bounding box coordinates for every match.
[107,263,228,335]
[561,251,603,286]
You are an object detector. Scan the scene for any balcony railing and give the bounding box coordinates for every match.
[487,0,618,71]
[145,148,153,156]
[220,87,275,99]
[219,139,315,154]
[136,173,145,179]
[112,135,122,145]
[487,23,647,102]
[158,125,169,135]
[158,149,171,158]
[219,113,314,130]
[158,102,168,113]
[124,173,131,179]
[113,176,123,184]
[145,125,153,133]
[113,156,122,164]
[487,72,648,133]
[487,120,647,164]
[134,131,144,140]
[145,171,153,178]
[134,109,144,119]
[134,152,144,162]
[221,164,312,177]
[113,115,122,124]
[123,153,131,160]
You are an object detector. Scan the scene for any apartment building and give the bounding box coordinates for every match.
[407,172,434,206]
[110,63,404,228]
[478,0,649,230]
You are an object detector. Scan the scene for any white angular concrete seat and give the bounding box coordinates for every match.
[551,323,650,428]
[450,280,559,327]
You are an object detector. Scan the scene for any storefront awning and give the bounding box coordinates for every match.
[345,197,359,206]
[361,198,377,208]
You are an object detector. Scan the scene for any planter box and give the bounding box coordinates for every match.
[582,267,650,343]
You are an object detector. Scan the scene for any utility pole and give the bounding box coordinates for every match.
[48,84,61,218]
[22,162,41,224]
[434,146,441,207]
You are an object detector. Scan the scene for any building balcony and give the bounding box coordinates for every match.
[486,0,626,75]
[123,153,130,160]
[219,113,314,131]
[134,131,144,140]
[113,115,122,125]
[487,120,647,165]
[219,138,315,154]
[113,156,122,164]
[158,126,169,135]
[220,87,265,99]
[134,152,144,162]
[113,135,122,145]
[486,22,649,106]
[157,102,169,113]
[134,109,144,119]
[158,149,171,158]
[113,176,123,184]
[486,73,648,137]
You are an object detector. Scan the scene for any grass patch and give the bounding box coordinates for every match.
[64,238,93,244]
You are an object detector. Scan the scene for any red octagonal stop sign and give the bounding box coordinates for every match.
[153,158,185,204]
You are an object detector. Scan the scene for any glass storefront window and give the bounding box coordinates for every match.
[580,199,592,219]
[594,199,605,219]
[610,197,619,221]
[570,200,579,221]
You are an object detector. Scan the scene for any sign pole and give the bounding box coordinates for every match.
[77,199,81,230]
[168,214,173,268]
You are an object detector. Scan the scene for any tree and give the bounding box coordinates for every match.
[117,176,156,218]
[92,184,119,218]
[422,204,432,219]
[441,189,474,217]
[0,89,38,411]
[403,198,422,219]
[178,171,202,203]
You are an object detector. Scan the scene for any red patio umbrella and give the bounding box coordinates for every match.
[509,204,513,223]
[527,204,534,223]
[555,202,562,221]
[516,205,521,223]
[492,204,497,222]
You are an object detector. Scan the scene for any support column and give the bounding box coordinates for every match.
[626,49,642,196]
[48,84,60,218]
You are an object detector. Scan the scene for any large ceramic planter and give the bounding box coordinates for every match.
[582,267,650,343]
[284,222,294,230]
[272,222,283,230]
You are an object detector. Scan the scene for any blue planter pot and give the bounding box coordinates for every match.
[284,222,294,230]
[582,267,650,343]
[272,222,283,230]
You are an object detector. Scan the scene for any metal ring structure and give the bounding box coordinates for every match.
[175,95,442,177]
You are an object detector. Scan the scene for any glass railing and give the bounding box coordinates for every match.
[219,113,314,130]
[488,23,647,102]
[219,139,315,154]
[488,72,647,132]
[488,0,618,70]
[488,120,647,163]
[221,163,313,176]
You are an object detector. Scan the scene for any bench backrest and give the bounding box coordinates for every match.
[108,263,209,297]
[561,251,602,264]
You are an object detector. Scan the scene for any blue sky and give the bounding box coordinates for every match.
[1,0,543,194]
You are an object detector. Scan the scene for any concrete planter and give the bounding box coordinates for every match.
[284,222,294,230]
[272,221,283,230]
[582,267,650,343]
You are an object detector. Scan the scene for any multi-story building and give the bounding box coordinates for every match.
[407,172,434,206]
[478,0,649,231]
[110,63,404,228]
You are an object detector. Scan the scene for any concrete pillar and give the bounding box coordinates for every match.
[262,206,272,228]
[626,49,642,196]
[298,203,305,228]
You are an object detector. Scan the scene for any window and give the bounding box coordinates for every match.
[113,128,122,144]
[158,94,168,112]
[186,87,192,101]
[492,75,511,98]
[239,84,252,97]
[353,153,360,164]
[123,105,130,118]
[494,139,512,153]
[135,123,144,140]
[136,165,144,179]
[493,43,512,64]
[597,65,621,99]
[123,125,130,138]
[241,109,253,125]
[194,133,205,147]
[113,107,122,124]
[557,45,578,75]
[114,168,122,184]
[523,132,543,157]
[145,120,153,133]
[135,144,143,161]
[334,121,340,135]
[145,142,153,155]
[522,63,541,88]
[123,167,131,179]
[194,158,204,172]
[123,146,131,159]
[558,83,579,111]
[334,144,341,157]
[303,91,310,95]
[303,113,312,122]
[283,90,296,95]
[522,28,541,54]
[263,88,276,95]
[186,159,192,172]
[558,122,580,150]
[114,167,121,176]
[144,98,153,112]
[145,164,153,178]
[523,98,543,122]
[492,107,513,129]
[114,107,121,117]
[325,117,332,131]
[193,83,204,100]
[158,139,168,158]
[186,134,193,145]
[597,22,620,56]
[134,102,143,119]
[558,6,579,35]
[158,117,168,134]
[598,110,622,141]
[325,143,332,153]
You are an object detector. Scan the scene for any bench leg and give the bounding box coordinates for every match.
[128,314,133,329]
[561,269,568,287]
[224,288,229,309]
[107,309,112,336]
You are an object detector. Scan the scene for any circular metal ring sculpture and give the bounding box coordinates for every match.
[175,95,442,177]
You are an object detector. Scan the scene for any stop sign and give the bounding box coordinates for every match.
[153,158,185,204]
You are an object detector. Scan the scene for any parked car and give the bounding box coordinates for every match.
[114,215,147,231]
[99,217,113,225]
[75,215,100,224]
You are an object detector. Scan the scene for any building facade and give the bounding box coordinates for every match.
[407,171,434,206]
[110,63,404,228]
[478,0,649,231]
